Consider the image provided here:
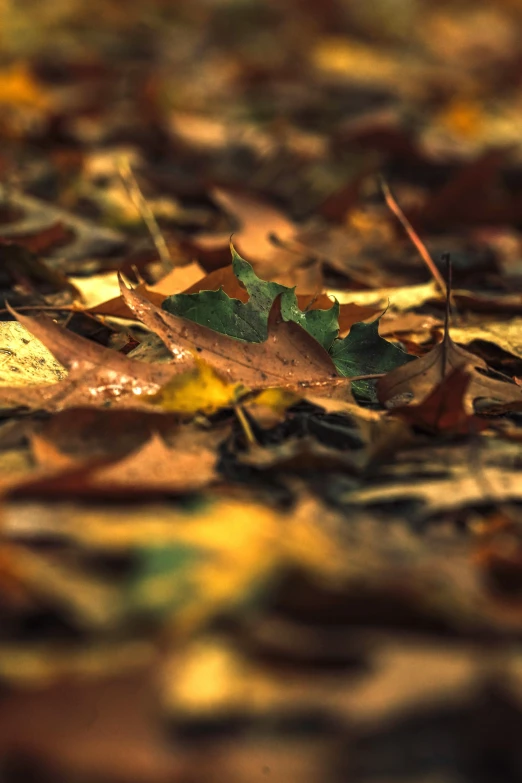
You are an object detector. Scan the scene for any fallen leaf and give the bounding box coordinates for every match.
[388,367,490,434]
[70,271,122,308]
[0,191,125,263]
[0,665,183,782]
[415,148,512,230]
[377,302,522,408]
[331,317,415,399]
[450,318,522,361]
[108,257,378,335]
[30,431,79,470]
[149,359,245,415]
[88,262,205,319]
[379,312,442,337]
[1,221,74,255]
[0,242,79,308]
[345,461,522,516]
[163,246,339,349]
[329,280,441,311]
[120,280,339,388]
[89,431,218,493]
[35,408,187,461]
[188,187,322,289]
[451,290,522,315]
[0,308,187,412]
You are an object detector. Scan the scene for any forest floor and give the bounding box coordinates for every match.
[2,2,522,781]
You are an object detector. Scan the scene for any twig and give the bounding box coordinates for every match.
[381,177,447,298]
[441,252,452,378]
[0,304,81,315]
[234,404,258,446]
[117,154,172,269]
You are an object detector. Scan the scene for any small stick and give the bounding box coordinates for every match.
[441,252,452,378]
[381,178,447,298]
[234,403,258,446]
[117,155,172,270]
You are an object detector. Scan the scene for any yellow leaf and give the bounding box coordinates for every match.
[328,280,439,312]
[148,358,247,415]
[0,63,51,111]
[69,271,122,309]
[249,387,299,415]
[436,98,484,139]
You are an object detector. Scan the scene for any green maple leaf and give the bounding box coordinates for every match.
[162,245,339,350]
[330,318,415,400]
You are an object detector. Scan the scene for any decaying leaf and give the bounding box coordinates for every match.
[6,10,522,782]
[451,318,522,361]
[0,191,125,262]
[88,262,206,319]
[329,280,441,312]
[190,187,321,288]
[89,430,219,493]
[378,328,522,409]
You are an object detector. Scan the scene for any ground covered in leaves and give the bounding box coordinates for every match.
[4,1,522,781]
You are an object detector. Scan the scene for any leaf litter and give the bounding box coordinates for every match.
[5,5,522,783]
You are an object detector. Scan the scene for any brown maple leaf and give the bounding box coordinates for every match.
[119,278,339,388]
[185,187,323,290]
[377,260,522,409]
[388,367,490,434]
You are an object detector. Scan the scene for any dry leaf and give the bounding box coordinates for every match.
[378,318,522,408]
[330,280,440,311]
[451,318,522,361]
[90,431,218,493]
[0,308,188,412]
[120,280,339,388]
[388,367,490,434]
[189,188,322,290]
[89,262,205,319]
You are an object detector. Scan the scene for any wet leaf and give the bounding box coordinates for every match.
[388,367,490,434]
[0,307,186,412]
[120,279,339,388]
